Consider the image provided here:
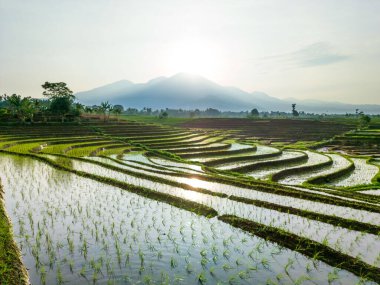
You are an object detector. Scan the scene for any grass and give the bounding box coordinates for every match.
[0,182,29,285]
[218,215,380,283]
[228,195,380,235]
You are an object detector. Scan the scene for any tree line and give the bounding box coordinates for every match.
[0,82,124,123]
[0,82,373,128]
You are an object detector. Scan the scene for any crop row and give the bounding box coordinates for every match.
[3,150,380,282]
[0,182,29,285]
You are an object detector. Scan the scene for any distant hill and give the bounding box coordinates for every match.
[75,73,380,114]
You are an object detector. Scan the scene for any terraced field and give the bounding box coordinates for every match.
[324,126,380,157]
[180,118,355,142]
[1,120,380,285]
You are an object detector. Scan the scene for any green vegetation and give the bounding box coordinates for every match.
[0,118,380,284]
[120,115,194,125]
[0,182,29,285]
[218,215,380,282]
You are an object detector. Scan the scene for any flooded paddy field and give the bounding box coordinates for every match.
[1,122,380,284]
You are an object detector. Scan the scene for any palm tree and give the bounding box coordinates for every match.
[6,94,22,117]
[4,94,36,123]
[112,105,124,121]
[23,99,37,123]
[100,101,112,122]
[84,106,93,114]
[74,103,84,113]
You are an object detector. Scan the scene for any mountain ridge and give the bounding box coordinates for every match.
[75,73,380,114]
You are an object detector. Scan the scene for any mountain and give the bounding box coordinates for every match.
[281,98,380,114]
[75,73,380,114]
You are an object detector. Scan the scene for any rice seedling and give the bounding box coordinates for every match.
[198,271,207,284]
[57,264,64,285]
[1,123,380,285]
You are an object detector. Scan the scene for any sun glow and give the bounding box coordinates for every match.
[164,38,223,77]
[187,178,207,189]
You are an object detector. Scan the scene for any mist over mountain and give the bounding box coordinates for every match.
[76,73,380,114]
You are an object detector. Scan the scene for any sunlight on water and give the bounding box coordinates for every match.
[181,188,206,203]
[187,177,208,188]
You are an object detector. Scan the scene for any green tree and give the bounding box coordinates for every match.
[49,97,72,123]
[24,99,39,123]
[159,111,168,119]
[0,95,8,118]
[5,94,23,118]
[100,101,112,122]
[84,106,93,113]
[34,99,50,122]
[3,94,36,123]
[42,82,76,122]
[250,108,259,117]
[112,105,124,121]
[42,82,74,100]
[292,104,299,117]
[358,114,371,129]
[74,103,84,113]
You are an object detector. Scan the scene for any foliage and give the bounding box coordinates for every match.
[219,215,380,282]
[42,82,74,100]
[358,114,371,129]
[1,120,380,284]
[2,94,37,123]
[250,108,259,117]
[204,108,221,117]
[292,104,299,117]
[159,111,168,119]
[0,183,29,284]
[50,97,73,122]
[112,105,124,121]
[100,101,112,122]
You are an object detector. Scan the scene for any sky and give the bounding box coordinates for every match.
[1,0,380,104]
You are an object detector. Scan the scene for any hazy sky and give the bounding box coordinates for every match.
[1,0,380,104]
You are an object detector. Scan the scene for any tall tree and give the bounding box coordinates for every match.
[292,104,299,117]
[84,106,93,114]
[100,101,112,122]
[4,94,36,123]
[49,97,72,123]
[250,108,259,117]
[112,105,124,121]
[358,113,371,129]
[42,82,74,100]
[159,111,168,119]
[42,82,75,122]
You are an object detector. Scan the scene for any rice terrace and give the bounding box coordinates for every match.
[1,112,380,285]
[2,1,380,284]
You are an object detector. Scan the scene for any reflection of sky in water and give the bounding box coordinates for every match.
[192,145,277,163]
[62,158,380,264]
[266,151,329,184]
[2,154,372,284]
[218,150,303,170]
[279,153,349,185]
[329,158,379,187]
